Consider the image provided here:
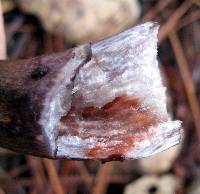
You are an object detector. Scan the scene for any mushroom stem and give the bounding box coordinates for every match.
[0,22,181,161]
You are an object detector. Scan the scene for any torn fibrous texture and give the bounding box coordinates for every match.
[43,22,181,160]
[39,44,91,155]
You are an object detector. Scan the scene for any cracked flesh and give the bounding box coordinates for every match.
[47,22,181,160]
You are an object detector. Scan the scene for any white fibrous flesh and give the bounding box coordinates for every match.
[43,22,181,160]
[39,44,90,155]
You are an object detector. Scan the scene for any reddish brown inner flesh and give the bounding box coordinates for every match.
[60,96,158,160]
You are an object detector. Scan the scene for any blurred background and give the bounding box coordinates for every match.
[0,0,200,193]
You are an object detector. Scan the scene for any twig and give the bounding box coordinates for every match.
[43,159,65,194]
[0,167,25,194]
[29,188,37,194]
[8,165,28,177]
[0,188,5,194]
[26,156,46,193]
[0,0,6,59]
[16,24,36,33]
[158,1,191,43]
[53,34,65,52]
[1,174,132,189]
[177,10,200,30]
[60,161,76,194]
[190,0,200,7]
[92,163,113,194]
[75,161,92,192]
[43,33,54,54]
[5,16,24,41]
[24,38,38,57]
[10,33,31,59]
[169,31,200,141]
[142,0,173,22]
[75,161,91,181]
[60,161,75,175]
